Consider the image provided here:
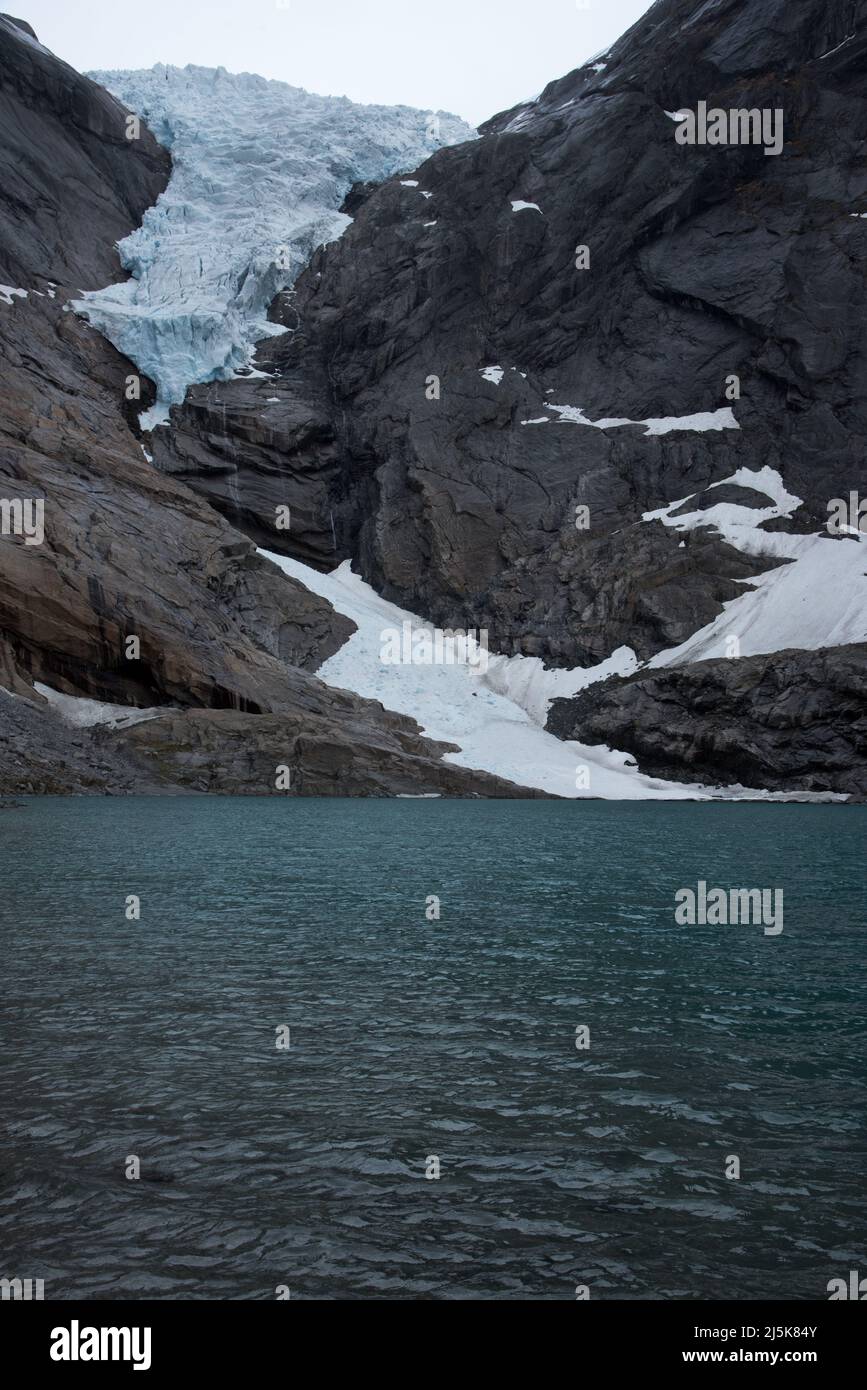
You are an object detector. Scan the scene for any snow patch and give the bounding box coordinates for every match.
[541,403,740,435]
[480,366,505,385]
[642,466,801,532]
[34,683,166,730]
[484,645,639,727]
[0,285,28,305]
[511,200,543,214]
[643,468,867,664]
[645,408,740,435]
[651,528,867,666]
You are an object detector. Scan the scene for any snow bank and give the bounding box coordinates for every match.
[483,645,638,726]
[644,468,867,663]
[259,552,819,801]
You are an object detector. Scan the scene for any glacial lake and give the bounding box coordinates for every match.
[1,797,864,1300]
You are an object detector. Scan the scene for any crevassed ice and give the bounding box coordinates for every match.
[75,64,473,422]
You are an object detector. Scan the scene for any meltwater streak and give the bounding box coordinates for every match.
[0,798,864,1300]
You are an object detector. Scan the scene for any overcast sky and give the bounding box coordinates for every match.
[17,0,656,126]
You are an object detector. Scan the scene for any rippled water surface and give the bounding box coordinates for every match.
[1,798,864,1300]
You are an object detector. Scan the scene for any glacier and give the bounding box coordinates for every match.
[74,64,473,425]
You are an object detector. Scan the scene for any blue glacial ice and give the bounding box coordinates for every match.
[75,64,473,427]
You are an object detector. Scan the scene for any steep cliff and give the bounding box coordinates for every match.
[3,1,865,798]
[0,14,516,796]
[147,0,866,796]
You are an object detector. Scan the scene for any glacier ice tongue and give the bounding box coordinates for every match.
[74,64,473,417]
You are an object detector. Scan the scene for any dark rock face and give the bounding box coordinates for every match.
[0,15,170,290]
[155,0,867,671]
[0,14,347,714]
[115,706,545,798]
[0,284,355,710]
[2,15,37,40]
[0,16,522,798]
[156,372,345,570]
[0,685,539,798]
[0,686,166,793]
[547,645,867,800]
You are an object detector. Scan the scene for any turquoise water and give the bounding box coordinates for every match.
[0,798,864,1300]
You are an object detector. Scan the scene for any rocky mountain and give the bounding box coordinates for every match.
[1,0,865,798]
[0,13,524,796]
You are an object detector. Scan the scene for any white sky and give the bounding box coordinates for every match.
[15,0,656,126]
